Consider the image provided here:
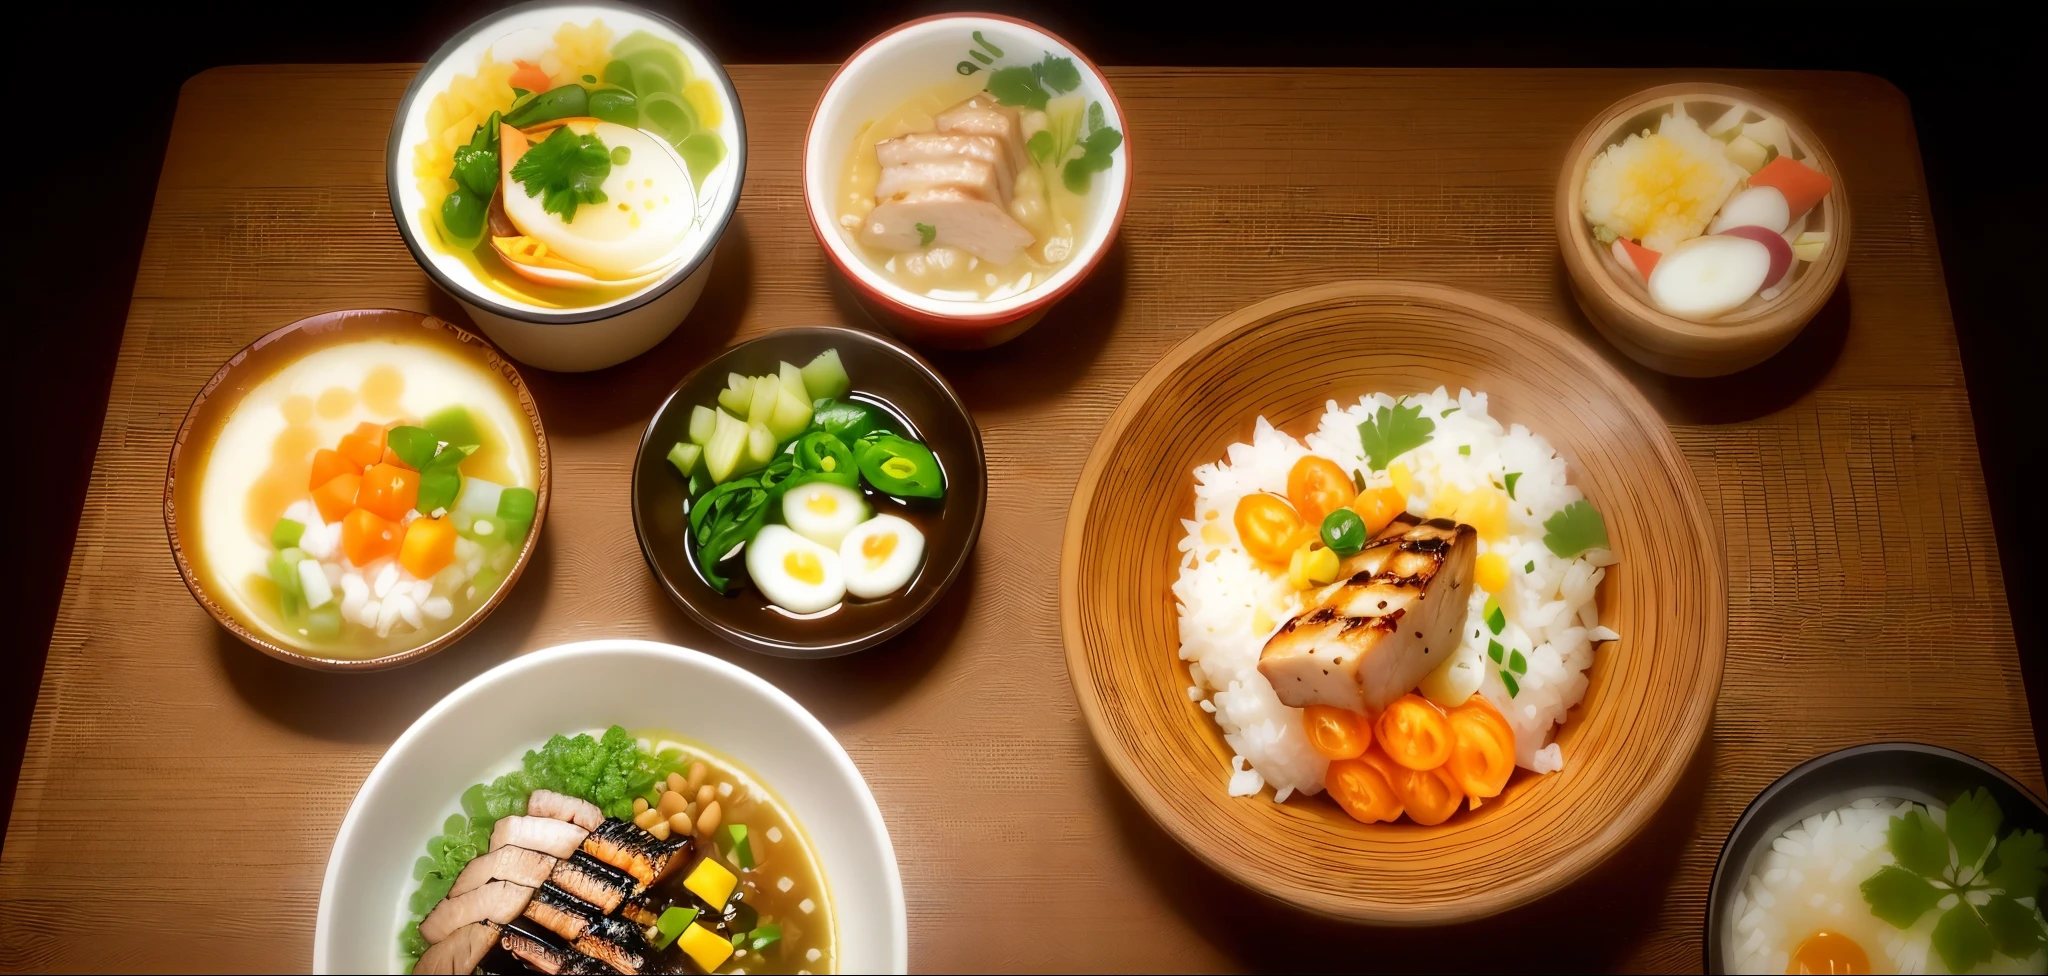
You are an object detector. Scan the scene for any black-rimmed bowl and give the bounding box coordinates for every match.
[631,326,986,657]
[1706,742,2048,972]
[387,0,747,372]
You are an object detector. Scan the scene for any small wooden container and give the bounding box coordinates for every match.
[1557,83,1850,378]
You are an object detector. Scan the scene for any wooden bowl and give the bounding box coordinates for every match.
[1557,83,1850,378]
[631,326,987,657]
[1061,281,1725,924]
[166,309,549,671]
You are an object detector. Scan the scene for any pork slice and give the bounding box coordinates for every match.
[526,789,604,832]
[450,845,558,898]
[414,920,499,974]
[859,187,1035,264]
[489,816,589,860]
[876,133,1013,202]
[419,879,534,944]
[876,158,1005,206]
[936,101,1026,170]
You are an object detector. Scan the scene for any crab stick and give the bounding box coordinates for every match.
[1748,156,1833,220]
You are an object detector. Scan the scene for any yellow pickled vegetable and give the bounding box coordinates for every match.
[683,857,737,908]
[678,922,735,971]
[1458,488,1509,543]
[1388,462,1414,500]
[1474,551,1509,594]
[1286,542,1340,589]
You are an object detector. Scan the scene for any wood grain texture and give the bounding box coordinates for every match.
[1062,281,1723,924]
[1,64,2036,973]
[1557,84,1851,377]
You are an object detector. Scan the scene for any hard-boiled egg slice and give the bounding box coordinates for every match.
[744,525,845,614]
[782,480,869,550]
[839,514,925,600]
[501,119,696,277]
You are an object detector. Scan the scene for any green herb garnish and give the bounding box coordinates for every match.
[986,52,1082,110]
[1440,407,1460,417]
[1487,639,1504,663]
[1504,472,1522,499]
[386,426,439,470]
[510,124,613,223]
[1860,789,2048,973]
[1061,102,1121,193]
[1507,649,1527,675]
[1457,445,1470,456]
[1541,500,1608,558]
[915,222,937,247]
[1500,671,1520,697]
[1484,598,1505,635]
[1356,398,1435,472]
[1524,560,1535,573]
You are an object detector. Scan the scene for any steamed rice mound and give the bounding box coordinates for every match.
[1172,387,1619,803]
[1582,107,1744,252]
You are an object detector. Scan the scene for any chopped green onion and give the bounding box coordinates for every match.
[1524,560,1534,573]
[1457,445,1470,456]
[1508,649,1527,675]
[1484,597,1505,635]
[497,487,538,542]
[1501,670,1521,697]
[748,923,782,951]
[653,905,698,949]
[1487,639,1504,664]
[271,517,305,550]
[1440,407,1459,417]
[724,823,754,870]
[1504,472,1522,499]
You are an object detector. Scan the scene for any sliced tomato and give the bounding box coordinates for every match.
[1233,493,1307,565]
[1302,705,1371,760]
[1286,456,1356,526]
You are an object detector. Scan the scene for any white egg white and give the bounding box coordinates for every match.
[839,515,925,600]
[745,525,845,614]
[782,481,869,550]
[502,120,695,276]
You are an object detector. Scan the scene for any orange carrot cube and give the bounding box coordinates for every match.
[399,517,458,579]
[355,463,420,522]
[1748,156,1833,220]
[308,448,360,491]
[337,422,387,469]
[341,508,403,566]
[311,471,363,523]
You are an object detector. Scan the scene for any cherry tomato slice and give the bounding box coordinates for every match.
[1388,759,1464,826]
[1287,456,1356,527]
[1446,696,1516,800]
[1326,756,1404,824]
[1376,694,1454,771]
[1234,493,1307,564]
[1351,485,1407,536]
[1302,704,1371,760]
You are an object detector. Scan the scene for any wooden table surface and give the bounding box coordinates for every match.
[3,64,2037,973]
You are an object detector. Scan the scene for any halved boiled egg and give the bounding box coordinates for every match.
[782,480,869,550]
[744,525,844,614]
[839,515,925,600]
[500,119,696,277]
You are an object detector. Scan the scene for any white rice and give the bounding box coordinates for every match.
[1172,387,1619,802]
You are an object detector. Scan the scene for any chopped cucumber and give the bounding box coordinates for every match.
[727,372,749,392]
[688,405,716,445]
[743,422,778,470]
[716,386,752,418]
[306,604,342,640]
[452,476,506,522]
[497,487,538,543]
[800,349,850,400]
[460,514,507,543]
[746,375,779,425]
[667,441,702,478]
[766,386,812,442]
[425,406,482,451]
[704,408,748,483]
[778,360,809,401]
[271,517,305,550]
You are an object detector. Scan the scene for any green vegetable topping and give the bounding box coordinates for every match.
[915,221,937,247]
[386,426,439,470]
[503,83,590,129]
[1504,472,1522,499]
[1487,639,1504,663]
[1356,398,1435,472]
[747,923,783,952]
[1319,508,1366,557]
[1507,649,1527,675]
[1500,671,1520,698]
[497,487,538,543]
[425,406,481,452]
[809,398,883,443]
[1524,560,1535,573]
[1484,597,1505,635]
[667,441,702,478]
[796,431,855,476]
[724,823,754,870]
[653,906,699,949]
[1541,500,1608,558]
[271,517,304,550]
[856,434,945,499]
[689,478,770,591]
[510,124,613,223]
[1859,788,2048,973]
[1457,445,1470,456]
[1061,102,1122,194]
[415,449,464,515]
[985,53,1082,110]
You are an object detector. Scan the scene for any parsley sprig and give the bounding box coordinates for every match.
[1861,789,2048,972]
[1541,500,1607,558]
[986,53,1081,111]
[1062,102,1123,194]
[1357,398,1435,472]
[509,125,612,223]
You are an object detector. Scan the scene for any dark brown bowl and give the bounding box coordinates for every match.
[166,309,550,671]
[631,325,985,657]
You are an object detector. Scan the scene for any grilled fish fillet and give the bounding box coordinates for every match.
[523,881,600,941]
[451,845,558,898]
[490,816,589,860]
[1258,516,1477,713]
[581,818,691,888]
[550,851,638,914]
[501,919,614,975]
[420,879,534,944]
[571,917,651,975]
[527,790,605,832]
[414,920,499,974]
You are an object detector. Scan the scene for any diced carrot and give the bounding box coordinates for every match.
[399,517,458,579]
[337,422,386,469]
[355,463,420,522]
[380,447,415,471]
[308,448,360,491]
[1748,155,1833,220]
[1616,237,1661,282]
[509,60,552,95]
[341,508,403,566]
[311,472,363,523]
[1350,486,1406,536]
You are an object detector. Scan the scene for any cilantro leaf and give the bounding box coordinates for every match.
[1061,122,1122,194]
[1026,130,1054,166]
[1861,864,1944,928]
[1933,902,1996,975]
[1890,807,1954,879]
[1087,99,1105,133]
[1541,500,1609,558]
[1988,830,2048,900]
[1504,472,1522,499]
[914,222,936,247]
[1948,788,2005,871]
[1038,54,1081,95]
[1982,894,2047,959]
[986,65,1048,110]
[1357,399,1435,472]
[509,125,612,223]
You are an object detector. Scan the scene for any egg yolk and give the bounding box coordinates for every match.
[783,550,825,585]
[805,492,838,515]
[1789,931,1868,975]
[861,532,898,567]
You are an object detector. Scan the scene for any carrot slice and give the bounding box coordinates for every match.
[399,516,457,579]
[308,448,360,491]
[1327,756,1404,824]
[1302,705,1372,761]
[311,472,363,523]
[337,422,387,469]
[509,60,552,96]
[355,463,420,522]
[341,508,403,566]
[1446,696,1517,801]
[1615,237,1661,283]
[1376,694,1454,770]
[1349,486,1405,536]
[1748,156,1833,220]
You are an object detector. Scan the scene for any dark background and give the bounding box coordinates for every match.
[8,4,2039,852]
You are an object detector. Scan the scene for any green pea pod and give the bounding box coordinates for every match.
[856,434,945,499]
[503,83,590,129]
[588,87,637,127]
[440,187,488,251]
[795,431,855,477]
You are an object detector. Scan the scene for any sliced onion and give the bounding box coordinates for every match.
[1647,235,1771,320]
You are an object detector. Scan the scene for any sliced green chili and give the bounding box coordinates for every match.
[856,434,944,499]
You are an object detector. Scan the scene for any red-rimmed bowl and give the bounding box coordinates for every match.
[803,13,1131,350]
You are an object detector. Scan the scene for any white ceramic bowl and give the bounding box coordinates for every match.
[389,2,746,372]
[314,639,906,973]
[804,14,1131,349]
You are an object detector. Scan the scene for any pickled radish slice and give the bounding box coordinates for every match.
[1748,155,1834,219]
[1612,237,1660,283]
[1708,186,1791,235]
[1646,234,1771,319]
[1719,225,1795,288]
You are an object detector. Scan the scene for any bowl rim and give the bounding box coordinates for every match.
[1555,82,1851,345]
[164,309,551,672]
[801,12,1132,328]
[311,637,910,973]
[629,325,988,657]
[384,0,749,326]
[1702,741,2048,972]
[1060,279,1726,924]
